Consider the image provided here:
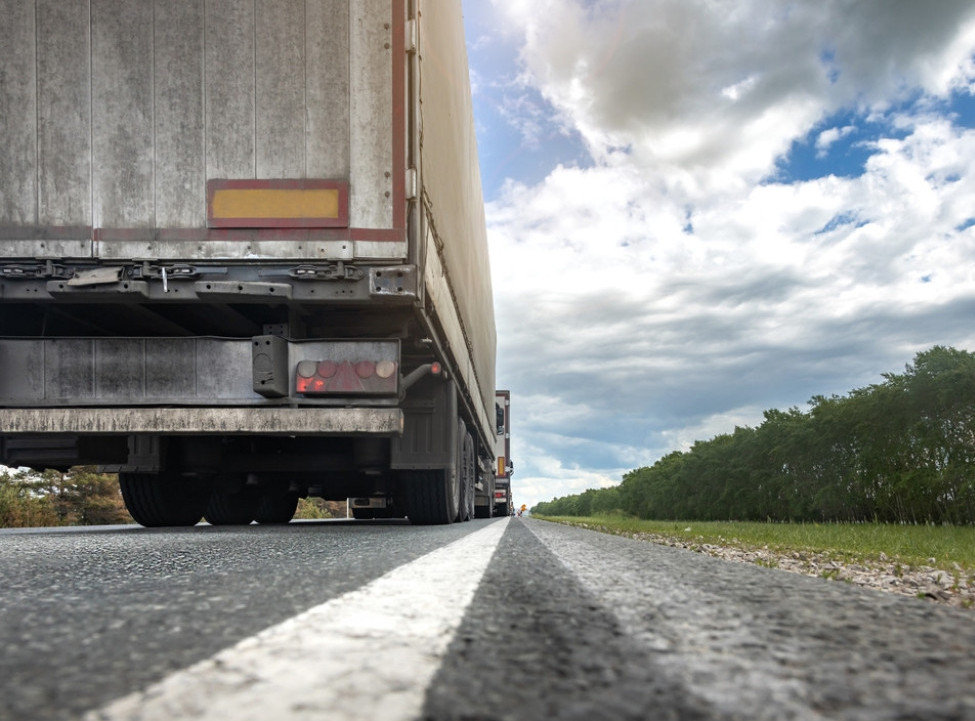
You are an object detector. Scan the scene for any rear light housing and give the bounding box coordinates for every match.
[293,340,399,396]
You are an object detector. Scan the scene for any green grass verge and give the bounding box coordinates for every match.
[534,515,975,571]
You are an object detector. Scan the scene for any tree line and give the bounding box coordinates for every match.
[0,467,132,527]
[533,347,975,524]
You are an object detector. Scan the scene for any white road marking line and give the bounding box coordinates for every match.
[86,518,510,721]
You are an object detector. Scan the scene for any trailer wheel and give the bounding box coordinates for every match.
[119,472,211,528]
[254,491,299,525]
[402,469,459,525]
[457,424,475,522]
[204,488,259,525]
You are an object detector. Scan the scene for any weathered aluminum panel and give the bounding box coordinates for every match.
[0,241,92,260]
[0,0,405,261]
[0,0,37,226]
[256,0,305,179]
[417,1,497,432]
[0,338,257,404]
[155,0,206,229]
[353,241,410,260]
[0,337,400,405]
[37,0,92,231]
[349,0,396,231]
[306,0,352,179]
[92,239,357,262]
[91,0,154,230]
[92,239,407,262]
[0,408,403,435]
[205,0,256,181]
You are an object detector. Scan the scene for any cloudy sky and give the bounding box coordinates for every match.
[460,0,975,509]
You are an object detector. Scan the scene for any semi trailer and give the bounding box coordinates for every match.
[490,390,514,518]
[0,0,498,526]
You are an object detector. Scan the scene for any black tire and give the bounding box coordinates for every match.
[119,472,212,528]
[457,425,475,522]
[351,507,376,520]
[204,489,259,525]
[402,469,459,525]
[254,491,299,525]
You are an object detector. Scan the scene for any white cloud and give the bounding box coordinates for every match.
[815,125,856,157]
[495,0,975,187]
[476,0,975,508]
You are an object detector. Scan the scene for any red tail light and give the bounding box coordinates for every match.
[296,359,398,395]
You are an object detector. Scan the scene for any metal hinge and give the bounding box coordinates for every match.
[0,261,71,280]
[290,262,365,281]
[405,168,418,200]
[406,19,417,54]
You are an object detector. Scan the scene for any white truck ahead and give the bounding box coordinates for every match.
[490,390,514,517]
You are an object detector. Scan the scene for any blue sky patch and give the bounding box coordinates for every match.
[472,90,592,201]
[945,88,975,128]
[815,211,865,235]
[773,109,880,183]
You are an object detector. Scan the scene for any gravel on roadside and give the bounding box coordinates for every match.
[574,523,975,610]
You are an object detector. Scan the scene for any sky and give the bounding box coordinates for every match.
[461,0,975,509]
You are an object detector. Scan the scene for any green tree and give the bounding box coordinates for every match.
[531,347,975,525]
[0,467,131,528]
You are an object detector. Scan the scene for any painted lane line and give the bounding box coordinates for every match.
[86,518,510,721]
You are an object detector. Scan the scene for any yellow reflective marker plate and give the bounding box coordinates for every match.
[207,179,349,228]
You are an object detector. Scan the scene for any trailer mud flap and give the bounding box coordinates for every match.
[391,378,456,470]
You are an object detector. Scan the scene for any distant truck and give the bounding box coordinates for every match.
[488,390,514,518]
[353,386,510,521]
[0,1,497,527]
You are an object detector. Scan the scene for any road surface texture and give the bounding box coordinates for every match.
[1,517,973,720]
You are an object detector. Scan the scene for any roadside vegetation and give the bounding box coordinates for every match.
[535,515,975,571]
[0,466,131,527]
[533,347,975,526]
[0,467,350,528]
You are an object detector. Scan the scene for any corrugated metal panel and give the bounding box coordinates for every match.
[417,1,498,432]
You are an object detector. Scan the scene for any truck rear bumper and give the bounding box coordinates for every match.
[0,407,403,436]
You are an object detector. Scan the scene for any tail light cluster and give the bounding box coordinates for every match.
[295,359,398,395]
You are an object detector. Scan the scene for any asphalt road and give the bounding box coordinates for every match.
[1,517,974,720]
